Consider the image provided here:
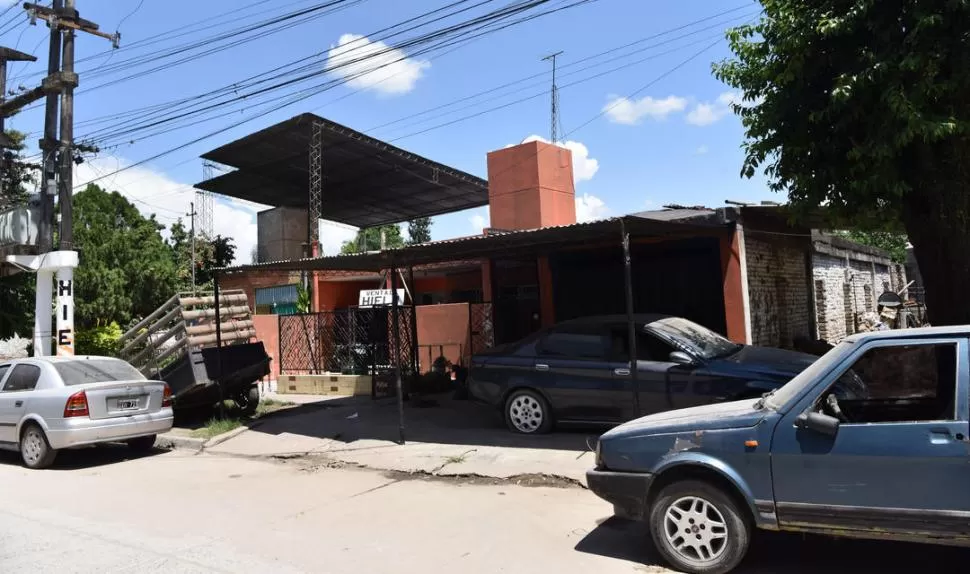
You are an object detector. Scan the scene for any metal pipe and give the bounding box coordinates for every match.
[214,273,225,419]
[391,266,405,444]
[620,219,641,418]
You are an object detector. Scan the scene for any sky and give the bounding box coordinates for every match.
[1,0,775,264]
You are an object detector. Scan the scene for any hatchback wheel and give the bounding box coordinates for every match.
[648,480,750,574]
[504,390,553,434]
[20,424,57,470]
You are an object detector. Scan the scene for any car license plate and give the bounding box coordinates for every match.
[118,399,138,410]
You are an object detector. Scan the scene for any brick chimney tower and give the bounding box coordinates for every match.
[485,140,576,231]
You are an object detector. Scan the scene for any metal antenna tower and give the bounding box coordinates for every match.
[542,51,564,143]
[198,162,216,238]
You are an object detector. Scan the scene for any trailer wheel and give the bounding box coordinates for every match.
[234,385,260,416]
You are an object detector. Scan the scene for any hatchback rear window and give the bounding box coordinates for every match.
[54,360,146,386]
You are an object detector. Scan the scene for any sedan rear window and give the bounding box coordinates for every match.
[54,360,146,386]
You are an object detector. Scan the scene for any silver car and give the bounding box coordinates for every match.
[0,356,174,469]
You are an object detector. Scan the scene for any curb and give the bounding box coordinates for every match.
[156,433,205,453]
[203,425,251,449]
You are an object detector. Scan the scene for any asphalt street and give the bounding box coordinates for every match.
[0,446,965,573]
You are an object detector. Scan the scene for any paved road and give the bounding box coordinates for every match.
[0,447,966,573]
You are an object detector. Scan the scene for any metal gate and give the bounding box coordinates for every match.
[468,302,494,356]
[278,307,416,397]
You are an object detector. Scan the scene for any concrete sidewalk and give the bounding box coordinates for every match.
[206,394,598,484]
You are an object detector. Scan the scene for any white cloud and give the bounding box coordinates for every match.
[318,220,358,256]
[74,157,261,265]
[686,91,743,126]
[603,95,687,125]
[695,145,709,155]
[469,208,489,233]
[326,33,431,96]
[575,193,609,222]
[519,135,599,182]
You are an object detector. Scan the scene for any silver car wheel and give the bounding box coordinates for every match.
[662,495,729,564]
[508,394,543,433]
[21,428,45,465]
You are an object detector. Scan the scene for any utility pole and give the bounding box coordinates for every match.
[189,201,197,292]
[4,3,118,357]
[0,47,37,198]
[542,51,563,143]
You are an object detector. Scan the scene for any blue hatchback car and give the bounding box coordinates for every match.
[588,326,970,574]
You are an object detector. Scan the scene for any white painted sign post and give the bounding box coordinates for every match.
[358,289,406,308]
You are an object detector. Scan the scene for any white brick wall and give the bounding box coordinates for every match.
[811,256,905,344]
[744,235,811,348]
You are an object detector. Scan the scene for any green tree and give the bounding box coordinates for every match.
[0,130,38,339]
[406,217,432,245]
[340,225,405,254]
[836,230,909,264]
[715,2,970,324]
[167,219,236,289]
[73,184,178,330]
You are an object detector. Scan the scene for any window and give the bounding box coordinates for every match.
[1,364,41,392]
[539,329,606,360]
[0,365,9,385]
[54,359,146,386]
[822,343,957,423]
[609,329,676,362]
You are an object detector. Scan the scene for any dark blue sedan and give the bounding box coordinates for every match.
[467,314,818,433]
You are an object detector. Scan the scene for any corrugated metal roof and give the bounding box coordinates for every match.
[196,114,489,229]
[218,212,730,276]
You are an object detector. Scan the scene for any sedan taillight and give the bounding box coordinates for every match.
[64,390,89,418]
[162,384,173,408]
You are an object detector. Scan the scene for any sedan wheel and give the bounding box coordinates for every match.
[649,480,750,574]
[20,424,57,470]
[504,390,552,434]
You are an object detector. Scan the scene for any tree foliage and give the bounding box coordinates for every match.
[715,1,970,324]
[73,185,179,329]
[168,219,236,290]
[340,225,405,254]
[0,130,35,210]
[0,130,37,339]
[407,217,432,245]
[837,230,909,264]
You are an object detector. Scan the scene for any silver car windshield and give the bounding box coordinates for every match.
[648,317,742,360]
[55,360,146,386]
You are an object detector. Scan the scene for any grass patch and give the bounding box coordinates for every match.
[191,417,243,439]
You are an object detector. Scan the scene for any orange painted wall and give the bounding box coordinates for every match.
[415,303,471,370]
[719,227,748,344]
[315,279,375,311]
[252,314,280,381]
[486,140,577,230]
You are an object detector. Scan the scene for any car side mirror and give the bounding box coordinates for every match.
[794,410,840,437]
[668,351,695,366]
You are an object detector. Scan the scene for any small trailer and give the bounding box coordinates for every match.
[118,290,270,413]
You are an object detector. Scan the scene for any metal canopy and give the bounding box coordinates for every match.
[196,113,489,228]
[218,213,731,275]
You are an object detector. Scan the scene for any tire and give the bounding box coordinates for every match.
[648,480,751,574]
[504,389,553,434]
[127,434,157,453]
[20,423,57,470]
[234,385,260,416]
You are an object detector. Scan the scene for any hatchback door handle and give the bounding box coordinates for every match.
[535,364,549,371]
[613,368,630,376]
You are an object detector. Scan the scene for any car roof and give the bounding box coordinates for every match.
[552,314,672,329]
[3,355,125,364]
[843,325,970,343]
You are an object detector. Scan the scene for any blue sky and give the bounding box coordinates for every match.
[2,0,774,262]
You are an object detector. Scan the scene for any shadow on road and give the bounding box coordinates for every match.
[0,443,166,471]
[575,517,970,573]
[242,392,600,452]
